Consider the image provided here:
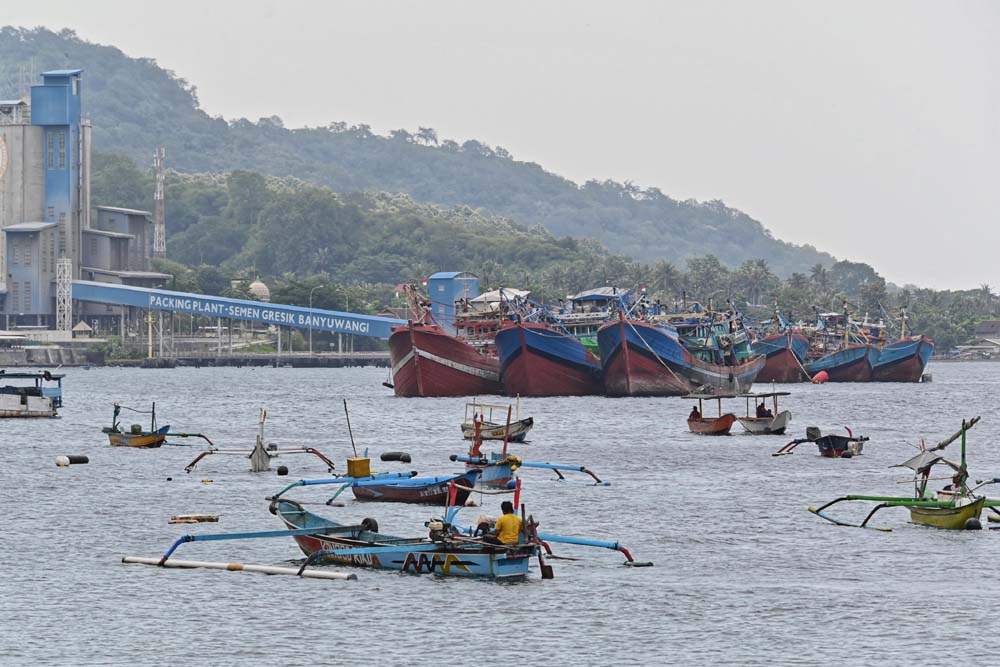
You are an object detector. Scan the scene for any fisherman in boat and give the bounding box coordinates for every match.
[944,472,965,493]
[483,501,522,545]
[756,402,768,418]
[689,405,701,421]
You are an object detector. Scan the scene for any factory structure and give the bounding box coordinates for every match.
[0,68,167,333]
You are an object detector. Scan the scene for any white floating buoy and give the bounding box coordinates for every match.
[56,455,89,467]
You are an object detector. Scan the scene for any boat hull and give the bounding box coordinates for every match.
[872,336,934,382]
[738,410,791,435]
[461,417,534,442]
[752,334,809,383]
[105,425,170,448]
[598,319,765,397]
[688,414,736,435]
[350,472,478,505]
[495,322,603,397]
[816,435,864,458]
[909,496,984,529]
[388,323,502,397]
[804,345,874,382]
[272,499,533,579]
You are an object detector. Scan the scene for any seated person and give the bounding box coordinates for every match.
[689,405,701,421]
[483,501,522,545]
[756,402,768,418]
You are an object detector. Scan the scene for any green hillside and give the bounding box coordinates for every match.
[0,27,835,275]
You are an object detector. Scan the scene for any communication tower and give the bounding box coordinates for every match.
[153,146,166,257]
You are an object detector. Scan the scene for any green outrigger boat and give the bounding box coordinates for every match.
[809,417,1000,531]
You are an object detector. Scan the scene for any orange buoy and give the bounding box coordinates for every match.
[811,370,829,384]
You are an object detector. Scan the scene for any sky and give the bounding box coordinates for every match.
[6,1,998,289]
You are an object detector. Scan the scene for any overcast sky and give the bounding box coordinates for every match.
[8,1,998,289]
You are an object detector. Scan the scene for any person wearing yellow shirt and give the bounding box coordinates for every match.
[484,501,522,545]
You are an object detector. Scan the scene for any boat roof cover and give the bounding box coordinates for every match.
[470,288,530,303]
[738,392,791,398]
[892,450,960,472]
[569,287,629,301]
[683,393,737,400]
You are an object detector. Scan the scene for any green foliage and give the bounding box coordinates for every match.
[0,26,835,275]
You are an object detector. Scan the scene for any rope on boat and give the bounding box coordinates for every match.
[625,320,690,389]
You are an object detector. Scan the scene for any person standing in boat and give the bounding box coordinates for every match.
[689,405,701,421]
[484,501,522,545]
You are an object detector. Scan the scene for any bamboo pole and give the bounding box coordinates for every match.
[122,556,357,580]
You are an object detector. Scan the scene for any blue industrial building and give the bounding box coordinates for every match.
[0,68,166,330]
[427,271,480,334]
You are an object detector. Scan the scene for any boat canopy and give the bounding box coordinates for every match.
[737,392,791,398]
[569,287,629,302]
[682,393,737,400]
[470,288,530,303]
[0,371,65,380]
[892,450,960,473]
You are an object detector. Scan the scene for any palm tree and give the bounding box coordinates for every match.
[978,283,994,314]
[416,127,438,146]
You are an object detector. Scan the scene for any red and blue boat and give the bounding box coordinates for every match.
[597,314,765,397]
[495,320,603,397]
[871,335,934,382]
[751,332,810,383]
[388,321,503,397]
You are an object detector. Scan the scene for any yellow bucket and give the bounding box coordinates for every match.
[346,457,371,478]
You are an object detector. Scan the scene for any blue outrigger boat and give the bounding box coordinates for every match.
[127,477,651,581]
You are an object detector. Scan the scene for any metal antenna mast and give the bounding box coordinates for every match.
[153,146,166,257]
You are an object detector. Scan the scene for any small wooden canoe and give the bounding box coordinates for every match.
[737,410,791,435]
[351,470,481,505]
[687,414,736,435]
[104,425,170,448]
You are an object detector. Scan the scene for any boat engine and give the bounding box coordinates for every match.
[427,520,448,542]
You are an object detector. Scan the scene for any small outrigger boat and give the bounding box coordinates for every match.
[452,409,607,487]
[103,402,214,449]
[184,408,336,473]
[298,470,483,505]
[126,480,651,581]
[0,370,64,418]
[103,403,169,448]
[461,400,533,442]
[736,391,791,435]
[684,394,736,435]
[808,417,1000,530]
[773,426,869,458]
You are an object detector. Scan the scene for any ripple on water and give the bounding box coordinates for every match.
[2,362,1000,666]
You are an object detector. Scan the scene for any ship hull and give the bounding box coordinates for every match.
[388,324,502,397]
[495,322,603,397]
[752,334,809,383]
[871,336,934,382]
[597,319,765,397]
[804,344,875,382]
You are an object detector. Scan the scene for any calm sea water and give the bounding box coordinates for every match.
[2,362,999,666]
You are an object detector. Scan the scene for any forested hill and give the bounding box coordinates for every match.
[0,27,835,274]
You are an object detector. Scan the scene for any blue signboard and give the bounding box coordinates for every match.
[72,281,405,339]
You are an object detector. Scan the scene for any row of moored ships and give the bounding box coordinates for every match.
[389,284,933,398]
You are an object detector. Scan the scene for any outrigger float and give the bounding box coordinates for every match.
[808,417,1000,530]
[461,400,533,442]
[123,480,650,582]
[184,408,336,473]
[0,370,63,418]
[773,426,869,458]
[451,407,607,488]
